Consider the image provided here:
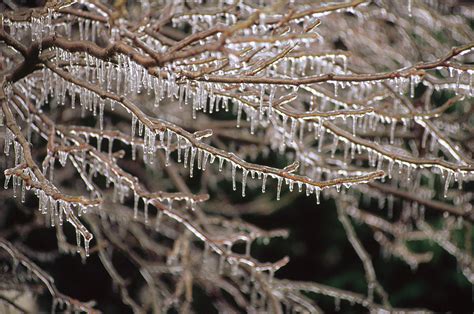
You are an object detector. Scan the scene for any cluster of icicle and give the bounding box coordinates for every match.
[1,0,473,312]
[2,141,95,258]
[20,46,389,206]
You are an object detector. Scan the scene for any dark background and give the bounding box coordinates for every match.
[1,0,472,313]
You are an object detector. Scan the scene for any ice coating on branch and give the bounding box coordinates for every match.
[2,1,473,311]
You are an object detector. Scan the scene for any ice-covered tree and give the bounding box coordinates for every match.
[0,0,472,312]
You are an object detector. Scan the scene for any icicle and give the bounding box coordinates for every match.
[108,138,114,157]
[4,174,11,189]
[76,229,81,253]
[154,77,161,108]
[84,237,90,257]
[262,174,267,193]
[331,136,339,157]
[202,152,209,171]
[259,84,265,119]
[144,199,149,223]
[99,100,104,130]
[276,177,283,200]
[131,142,137,161]
[286,179,293,192]
[410,75,416,98]
[58,151,68,167]
[138,121,144,137]
[457,172,463,190]
[189,147,196,177]
[131,114,137,136]
[376,153,383,170]
[268,85,276,117]
[14,141,21,166]
[289,118,297,141]
[49,157,55,181]
[184,147,189,168]
[232,163,237,191]
[444,171,452,198]
[352,116,357,135]
[197,149,203,170]
[388,159,394,179]
[4,128,14,156]
[242,169,248,197]
[315,187,320,204]
[390,119,396,144]
[218,156,224,172]
[455,69,461,92]
[236,103,243,127]
[317,130,324,152]
[10,177,18,201]
[133,192,139,219]
[406,165,412,182]
[176,137,182,163]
